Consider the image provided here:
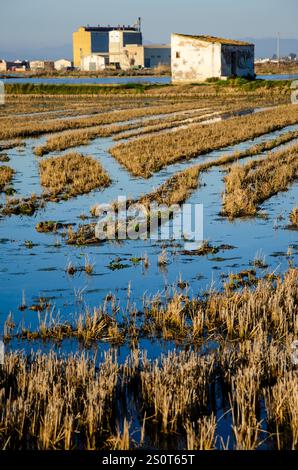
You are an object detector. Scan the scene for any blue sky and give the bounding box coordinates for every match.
[0,0,297,57]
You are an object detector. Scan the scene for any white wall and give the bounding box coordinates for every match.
[81,55,108,71]
[172,34,222,83]
[0,61,7,72]
[171,34,254,83]
[54,59,72,71]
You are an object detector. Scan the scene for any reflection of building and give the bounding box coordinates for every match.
[54,59,73,71]
[73,22,142,68]
[120,45,171,70]
[80,54,109,71]
[172,33,254,83]
[29,60,55,71]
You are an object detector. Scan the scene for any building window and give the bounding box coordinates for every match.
[176,52,180,59]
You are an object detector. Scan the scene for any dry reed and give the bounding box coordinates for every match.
[222,142,298,218]
[0,165,14,192]
[109,105,298,177]
[39,152,110,199]
[2,268,298,449]
[289,208,298,227]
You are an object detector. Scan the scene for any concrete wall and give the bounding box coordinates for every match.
[120,45,144,69]
[80,54,108,71]
[109,30,142,65]
[29,61,54,71]
[172,34,222,83]
[109,30,123,64]
[120,45,171,69]
[221,44,254,78]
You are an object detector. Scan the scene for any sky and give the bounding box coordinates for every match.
[0,0,297,58]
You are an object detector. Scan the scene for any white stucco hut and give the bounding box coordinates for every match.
[171,33,255,83]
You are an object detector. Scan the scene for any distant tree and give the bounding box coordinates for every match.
[288,52,297,61]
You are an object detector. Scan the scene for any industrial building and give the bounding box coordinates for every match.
[108,28,142,66]
[54,59,73,71]
[120,44,171,70]
[80,54,109,71]
[171,33,254,83]
[29,60,55,71]
[73,20,142,68]
[0,60,28,72]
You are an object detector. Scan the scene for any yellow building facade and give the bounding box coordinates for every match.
[73,28,92,67]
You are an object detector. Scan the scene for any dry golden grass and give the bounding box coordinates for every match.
[0,351,118,450]
[141,166,200,207]
[109,105,298,177]
[142,127,298,209]
[255,61,298,75]
[289,208,298,227]
[0,139,24,151]
[1,194,42,217]
[265,372,298,449]
[60,127,298,245]
[222,142,298,218]
[113,110,219,141]
[140,129,298,208]
[1,84,288,142]
[39,152,110,199]
[226,128,298,160]
[230,365,263,449]
[3,268,298,449]
[185,415,217,450]
[0,165,14,192]
[106,419,131,450]
[6,268,297,346]
[140,351,215,433]
[34,108,222,156]
[0,94,159,120]
[63,126,298,245]
[34,124,135,156]
[0,101,215,141]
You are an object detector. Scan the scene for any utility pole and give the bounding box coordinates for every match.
[277,32,281,67]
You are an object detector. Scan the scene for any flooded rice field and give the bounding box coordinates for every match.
[0,89,297,450]
[1,121,297,342]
